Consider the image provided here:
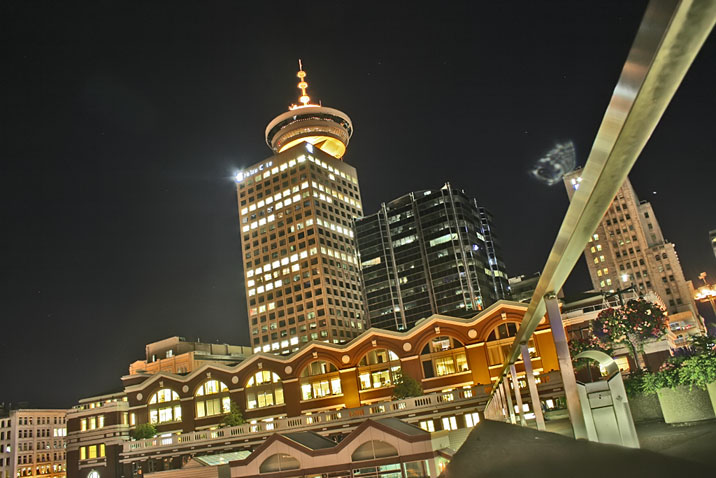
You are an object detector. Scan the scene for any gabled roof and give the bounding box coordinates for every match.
[282,431,336,450]
[228,418,431,467]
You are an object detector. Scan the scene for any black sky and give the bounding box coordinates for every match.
[1,1,715,408]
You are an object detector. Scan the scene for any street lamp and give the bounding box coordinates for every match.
[695,272,716,317]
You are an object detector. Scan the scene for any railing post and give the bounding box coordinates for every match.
[501,379,516,424]
[521,344,546,431]
[509,364,527,426]
[545,294,587,439]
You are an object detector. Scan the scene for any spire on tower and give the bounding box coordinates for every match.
[290,59,316,110]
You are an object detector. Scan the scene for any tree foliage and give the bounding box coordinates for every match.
[590,298,668,369]
[392,373,423,399]
[131,423,157,440]
[222,401,245,427]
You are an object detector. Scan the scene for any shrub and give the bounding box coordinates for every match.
[641,357,687,394]
[222,401,245,427]
[392,373,423,399]
[131,423,157,440]
[679,354,716,390]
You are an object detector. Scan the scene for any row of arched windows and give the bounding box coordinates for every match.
[144,325,536,424]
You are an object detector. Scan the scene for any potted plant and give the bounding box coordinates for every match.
[641,346,716,423]
[678,336,716,413]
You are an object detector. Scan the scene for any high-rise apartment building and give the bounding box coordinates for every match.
[0,409,67,478]
[564,169,705,339]
[236,64,365,354]
[354,183,509,331]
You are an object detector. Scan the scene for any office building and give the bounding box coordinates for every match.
[354,183,508,331]
[563,169,705,340]
[128,337,252,375]
[0,409,67,478]
[235,64,365,355]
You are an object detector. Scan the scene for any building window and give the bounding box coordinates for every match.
[300,361,342,400]
[357,349,401,390]
[421,336,469,378]
[246,371,284,410]
[486,322,539,366]
[148,389,182,424]
[195,380,231,418]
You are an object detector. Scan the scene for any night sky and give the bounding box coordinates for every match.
[2,1,715,408]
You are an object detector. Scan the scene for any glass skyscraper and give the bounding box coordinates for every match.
[354,183,509,331]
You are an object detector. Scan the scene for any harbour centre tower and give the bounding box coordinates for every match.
[235,64,366,355]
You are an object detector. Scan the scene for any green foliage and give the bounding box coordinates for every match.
[131,423,157,440]
[622,369,648,398]
[679,354,716,390]
[641,357,687,394]
[222,401,246,427]
[688,335,716,356]
[392,373,423,399]
[590,299,668,370]
[568,334,613,369]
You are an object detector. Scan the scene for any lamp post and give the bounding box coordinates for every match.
[695,272,716,317]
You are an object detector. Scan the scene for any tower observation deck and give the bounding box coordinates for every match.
[265,61,353,160]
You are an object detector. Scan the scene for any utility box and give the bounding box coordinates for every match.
[575,350,640,448]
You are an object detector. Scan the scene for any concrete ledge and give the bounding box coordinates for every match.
[440,420,709,478]
[657,385,715,424]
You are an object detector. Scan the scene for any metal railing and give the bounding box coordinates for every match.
[484,0,716,432]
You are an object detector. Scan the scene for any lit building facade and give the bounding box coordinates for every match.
[128,337,253,375]
[564,169,705,341]
[65,302,564,478]
[236,64,365,355]
[65,395,128,478]
[0,409,67,478]
[354,183,508,332]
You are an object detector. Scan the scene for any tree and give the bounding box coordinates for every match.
[222,401,245,427]
[392,373,423,399]
[591,298,668,370]
[130,423,156,440]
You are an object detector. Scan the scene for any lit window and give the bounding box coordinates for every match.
[421,336,469,378]
[299,361,342,400]
[357,349,401,390]
[148,389,181,424]
[195,380,231,418]
[246,371,284,410]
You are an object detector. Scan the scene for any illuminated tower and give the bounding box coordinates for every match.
[564,168,705,341]
[236,62,365,355]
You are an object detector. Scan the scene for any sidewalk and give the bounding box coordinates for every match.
[544,416,716,466]
[441,419,712,478]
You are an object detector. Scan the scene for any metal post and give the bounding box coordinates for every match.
[510,365,527,426]
[521,344,546,431]
[501,379,516,424]
[545,295,588,439]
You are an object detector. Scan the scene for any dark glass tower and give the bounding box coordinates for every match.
[354,183,509,331]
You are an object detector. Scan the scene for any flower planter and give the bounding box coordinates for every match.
[708,381,716,414]
[628,393,663,422]
[656,385,715,424]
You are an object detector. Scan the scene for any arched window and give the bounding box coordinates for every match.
[259,453,300,473]
[421,336,468,378]
[148,389,181,424]
[357,349,401,391]
[486,322,539,366]
[195,380,230,418]
[246,371,284,410]
[351,440,398,461]
[300,361,342,400]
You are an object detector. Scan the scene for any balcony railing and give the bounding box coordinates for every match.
[124,372,561,453]
[124,383,494,452]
